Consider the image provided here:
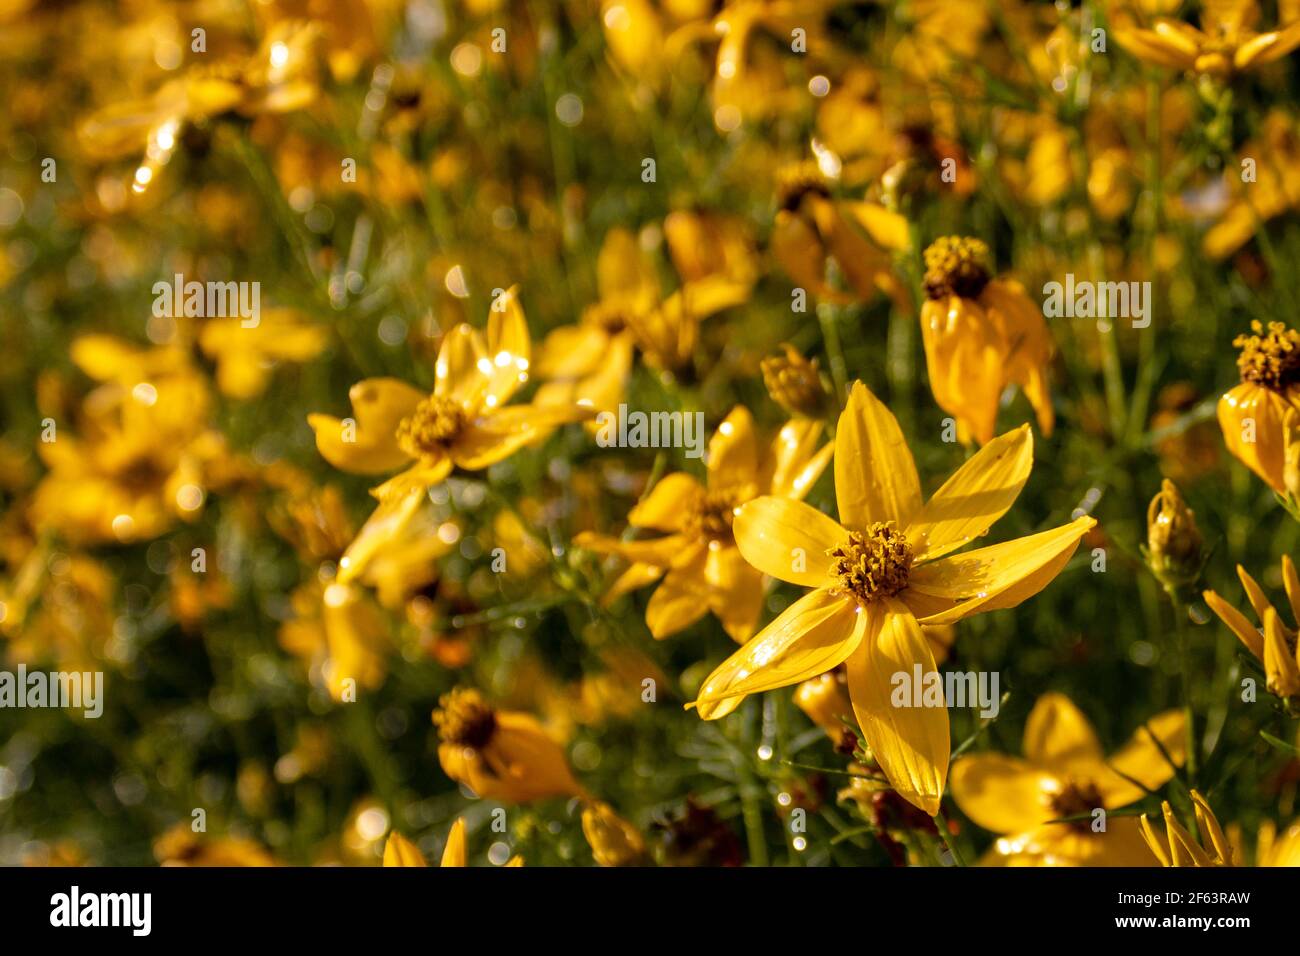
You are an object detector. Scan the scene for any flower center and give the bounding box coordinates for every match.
[684,485,751,543]
[1234,320,1300,390]
[432,687,497,749]
[775,162,831,212]
[396,396,468,458]
[1048,780,1104,831]
[922,236,991,300]
[584,301,636,334]
[826,522,914,605]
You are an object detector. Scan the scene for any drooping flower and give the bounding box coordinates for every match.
[952,693,1186,866]
[689,382,1094,814]
[309,288,591,500]
[1113,2,1300,77]
[432,688,588,804]
[1140,790,1234,867]
[1203,555,1300,703]
[1217,320,1300,496]
[581,801,646,867]
[918,237,1056,445]
[575,406,832,642]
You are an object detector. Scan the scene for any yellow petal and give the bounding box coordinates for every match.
[481,286,532,409]
[907,517,1094,626]
[308,378,423,474]
[646,544,711,638]
[536,324,608,379]
[733,496,847,588]
[603,562,665,604]
[1022,692,1105,774]
[705,543,766,643]
[1264,607,1300,697]
[707,406,759,491]
[1218,383,1290,495]
[1203,588,1265,660]
[845,202,911,251]
[434,323,490,410]
[383,831,428,867]
[765,418,833,501]
[845,599,949,816]
[337,486,426,585]
[1236,565,1275,625]
[950,755,1058,834]
[452,403,591,470]
[1095,709,1186,808]
[690,588,861,719]
[905,424,1033,562]
[1282,555,1300,626]
[441,818,468,867]
[835,381,922,530]
[596,227,659,311]
[628,472,704,532]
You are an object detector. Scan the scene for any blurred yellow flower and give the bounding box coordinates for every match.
[1140,790,1234,866]
[576,406,832,642]
[952,693,1186,866]
[199,308,328,399]
[581,801,646,866]
[1203,555,1300,702]
[690,382,1094,814]
[1114,1,1300,76]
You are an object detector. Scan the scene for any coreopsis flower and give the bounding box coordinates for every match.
[278,579,389,702]
[309,288,590,500]
[1203,556,1300,703]
[690,382,1095,814]
[1140,790,1234,867]
[952,693,1186,866]
[432,688,588,804]
[334,487,458,606]
[1114,2,1300,77]
[581,801,647,867]
[1218,321,1300,495]
[575,406,833,642]
[198,308,328,399]
[1203,111,1300,259]
[770,162,909,306]
[1144,479,1205,599]
[918,237,1055,445]
[761,344,831,418]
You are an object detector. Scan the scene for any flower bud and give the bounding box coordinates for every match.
[1145,479,1204,597]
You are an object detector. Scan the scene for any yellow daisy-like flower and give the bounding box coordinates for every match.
[575,406,832,642]
[918,237,1055,445]
[198,308,328,399]
[1114,1,1300,77]
[951,693,1186,866]
[308,287,591,500]
[689,382,1095,814]
[1140,790,1234,867]
[1203,555,1300,702]
[1217,320,1300,496]
[432,688,588,805]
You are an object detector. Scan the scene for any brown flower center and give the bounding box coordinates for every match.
[1234,320,1300,390]
[684,485,751,543]
[1048,780,1104,832]
[396,396,468,458]
[584,301,635,334]
[922,236,991,300]
[432,687,497,749]
[826,523,914,605]
[776,162,831,213]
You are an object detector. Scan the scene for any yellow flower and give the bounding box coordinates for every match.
[918,237,1055,445]
[1203,555,1300,702]
[154,824,278,866]
[689,382,1095,814]
[1114,2,1300,76]
[575,406,832,642]
[952,693,1186,866]
[278,580,389,702]
[770,162,909,306]
[309,288,591,500]
[383,819,501,867]
[1140,790,1234,866]
[198,308,328,399]
[433,688,588,804]
[581,801,646,866]
[1254,816,1300,866]
[334,487,458,607]
[1203,111,1300,259]
[1218,320,1300,495]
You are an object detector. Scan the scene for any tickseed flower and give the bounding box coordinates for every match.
[309,287,591,500]
[1144,479,1205,599]
[278,579,389,703]
[689,382,1095,814]
[918,237,1055,445]
[433,688,588,804]
[1140,790,1234,867]
[1203,556,1300,705]
[575,406,832,642]
[198,308,328,399]
[1113,4,1300,77]
[1218,321,1300,496]
[581,801,646,867]
[761,343,831,419]
[951,693,1187,866]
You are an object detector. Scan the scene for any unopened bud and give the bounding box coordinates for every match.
[761,343,829,418]
[1145,479,1204,598]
